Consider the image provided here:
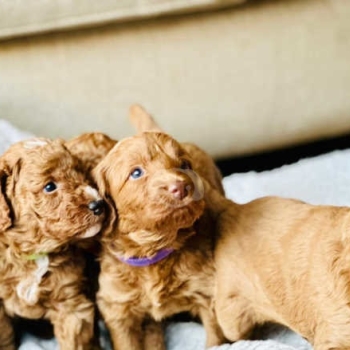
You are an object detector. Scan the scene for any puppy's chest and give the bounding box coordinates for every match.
[136,254,214,319]
[0,254,83,318]
[0,257,50,317]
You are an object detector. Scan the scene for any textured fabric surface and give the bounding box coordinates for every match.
[0,0,246,40]
[19,322,312,350]
[1,0,350,159]
[223,148,350,207]
[0,120,328,349]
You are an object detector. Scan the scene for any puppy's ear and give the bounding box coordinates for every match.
[92,161,109,200]
[92,162,118,237]
[0,143,25,231]
[129,104,163,133]
[0,156,21,232]
[0,167,11,231]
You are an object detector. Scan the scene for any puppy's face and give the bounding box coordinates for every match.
[0,138,105,253]
[94,132,205,234]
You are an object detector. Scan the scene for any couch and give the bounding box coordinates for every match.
[1,0,350,161]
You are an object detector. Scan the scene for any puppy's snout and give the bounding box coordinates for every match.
[168,181,189,200]
[88,200,105,216]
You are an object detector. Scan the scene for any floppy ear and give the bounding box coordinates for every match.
[92,161,118,237]
[0,162,12,231]
[129,104,163,133]
[0,142,26,232]
[92,161,109,200]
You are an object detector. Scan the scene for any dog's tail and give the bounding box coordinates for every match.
[129,104,163,133]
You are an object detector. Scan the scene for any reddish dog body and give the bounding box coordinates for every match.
[94,131,226,349]
[203,182,350,350]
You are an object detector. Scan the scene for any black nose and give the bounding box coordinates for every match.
[88,200,105,216]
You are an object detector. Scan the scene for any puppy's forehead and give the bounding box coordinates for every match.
[115,132,183,160]
[22,139,76,170]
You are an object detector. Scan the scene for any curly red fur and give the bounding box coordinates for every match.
[65,132,117,174]
[93,131,226,350]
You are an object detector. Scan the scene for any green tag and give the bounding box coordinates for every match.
[23,253,48,261]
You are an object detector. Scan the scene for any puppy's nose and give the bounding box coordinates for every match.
[168,181,188,200]
[88,200,105,216]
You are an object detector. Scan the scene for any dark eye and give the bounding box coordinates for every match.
[129,167,144,180]
[44,182,57,193]
[180,160,192,170]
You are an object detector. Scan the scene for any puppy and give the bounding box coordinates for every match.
[203,181,350,350]
[0,138,106,350]
[65,132,117,174]
[128,104,224,195]
[93,131,226,350]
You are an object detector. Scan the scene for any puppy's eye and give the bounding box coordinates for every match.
[180,160,192,170]
[43,182,57,193]
[129,167,144,180]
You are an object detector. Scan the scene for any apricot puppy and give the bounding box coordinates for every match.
[94,131,226,350]
[203,181,350,350]
[0,138,105,350]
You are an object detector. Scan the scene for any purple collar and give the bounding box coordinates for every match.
[116,248,174,267]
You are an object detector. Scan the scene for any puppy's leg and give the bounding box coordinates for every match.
[215,294,256,342]
[198,306,226,348]
[50,295,97,350]
[313,341,350,350]
[0,305,15,350]
[143,319,166,350]
[313,316,350,350]
[98,298,143,350]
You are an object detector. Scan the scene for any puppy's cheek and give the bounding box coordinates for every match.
[79,223,102,239]
[177,202,204,225]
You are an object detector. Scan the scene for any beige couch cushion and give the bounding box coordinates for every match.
[1,0,350,159]
[0,0,245,40]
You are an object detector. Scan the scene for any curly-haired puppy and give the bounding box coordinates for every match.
[93,131,226,350]
[66,132,117,174]
[203,180,350,350]
[0,138,106,350]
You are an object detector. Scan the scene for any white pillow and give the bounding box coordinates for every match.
[223,149,350,207]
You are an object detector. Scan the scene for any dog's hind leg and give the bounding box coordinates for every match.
[313,317,350,350]
[215,294,257,342]
[198,305,227,348]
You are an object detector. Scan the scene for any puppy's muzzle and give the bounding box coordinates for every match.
[168,181,190,200]
[88,200,105,216]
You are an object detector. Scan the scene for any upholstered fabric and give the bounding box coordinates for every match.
[1,0,350,159]
[0,0,246,40]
